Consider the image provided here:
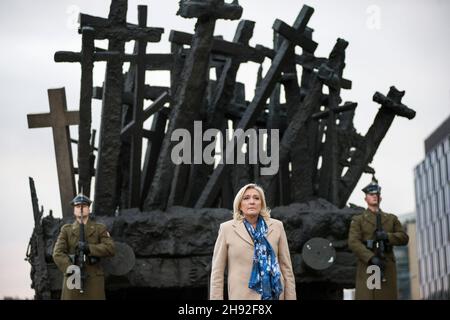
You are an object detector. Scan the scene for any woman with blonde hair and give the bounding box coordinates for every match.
[209,183,296,300]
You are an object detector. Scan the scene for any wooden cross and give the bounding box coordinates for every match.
[74,0,164,215]
[338,86,415,207]
[265,32,290,207]
[125,5,149,208]
[27,88,78,218]
[169,30,264,64]
[314,43,352,206]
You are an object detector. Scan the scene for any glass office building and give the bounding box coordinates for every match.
[394,213,417,300]
[414,115,450,299]
[395,238,411,299]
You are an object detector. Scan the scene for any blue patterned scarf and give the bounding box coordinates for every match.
[243,216,283,300]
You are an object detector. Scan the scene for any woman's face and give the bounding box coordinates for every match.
[240,188,262,218]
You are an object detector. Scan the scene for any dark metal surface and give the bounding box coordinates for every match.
[101,242,136,276]
[195,5,315,208]
[302,237,336,270]
[92,0,128,216]
[144,0,242,211]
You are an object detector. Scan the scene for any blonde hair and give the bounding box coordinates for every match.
[232,183,271,221]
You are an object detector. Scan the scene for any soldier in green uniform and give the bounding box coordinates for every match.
[53,193,115,300]
[348,177,409,300]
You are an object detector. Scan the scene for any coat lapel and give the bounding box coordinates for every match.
[233,217,274,246]
[266,218,274,237]
[233,220,254,247]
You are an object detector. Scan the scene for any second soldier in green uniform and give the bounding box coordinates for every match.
[348,177,409,300]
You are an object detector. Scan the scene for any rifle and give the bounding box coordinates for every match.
[365,193,387,283]
[71,205,88,293]
[374,208,387,283]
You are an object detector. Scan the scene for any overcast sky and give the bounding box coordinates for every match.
[0,0,449,298]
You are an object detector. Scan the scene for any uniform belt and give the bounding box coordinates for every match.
[68,254,100,265]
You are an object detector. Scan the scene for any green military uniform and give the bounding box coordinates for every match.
[348,210,408,299]
[53,219,115,300]
[348,178,409,300]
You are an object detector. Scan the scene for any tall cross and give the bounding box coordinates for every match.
[77,0,163,215]
[27,88,79,218]
[338,86,415,207]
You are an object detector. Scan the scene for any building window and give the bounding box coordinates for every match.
[435,222,442,249]
[417,228,423,254]
[440,157,447,187]
[433,252,439,279]
[427,256,432,280]
[419,258,425,284]
[421,169,428,199]
[432,194,438,221]
[426,198,432,225]
[423,226,429,253]
[439,247,446,275]
[447,151,450,181]
[437,189,444,218]
[415,175,421,203]
[416,203,422,227]
[446,245,450,272]
[422,283,428,299]
[443,275,449,294]
[436,278,443,297]
[444,184,450,214]
[424,230,428,256]
[442,215,449,244]
[434,161,441,188]
[428,168,434,196]
[430,281,436,296]
[429,225,435,251]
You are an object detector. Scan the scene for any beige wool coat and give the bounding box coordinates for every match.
[209,217,297,300]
